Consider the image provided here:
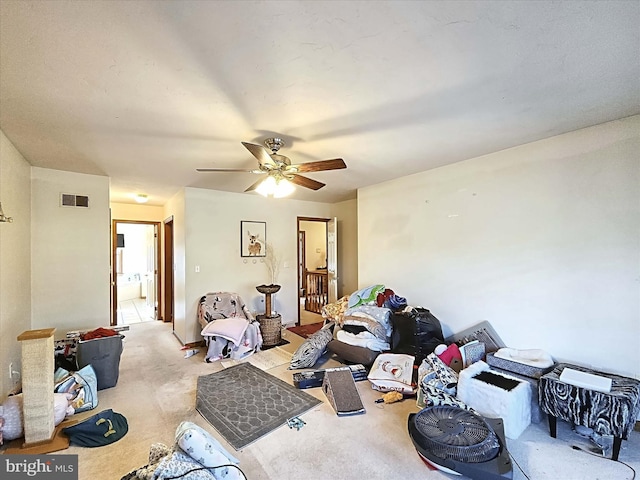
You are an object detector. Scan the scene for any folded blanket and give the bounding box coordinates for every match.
[201,318,249,346]
[336,330,390,352]
[341,315,387,341]
[202,321,261,362]
[342,305,393,340]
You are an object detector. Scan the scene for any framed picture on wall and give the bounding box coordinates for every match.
[241,221,266,257]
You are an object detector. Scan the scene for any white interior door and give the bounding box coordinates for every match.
[327,217,338,304]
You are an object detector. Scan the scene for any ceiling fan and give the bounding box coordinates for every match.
[196,138,346,196]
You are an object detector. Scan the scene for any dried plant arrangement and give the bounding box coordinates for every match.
[263,243,282,286]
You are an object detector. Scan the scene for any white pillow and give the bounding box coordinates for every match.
[494,348,554,368]
[175,422,241,480]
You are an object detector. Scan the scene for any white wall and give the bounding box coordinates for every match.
[300,220,326,270]
[331,198,358,298]
[164,190,187,341]
[358,116,640,379]
[0,130,31,399]
[31,168,111,332]
[110,202,166,222]
[117,223,153,277]
[181,188,332,343]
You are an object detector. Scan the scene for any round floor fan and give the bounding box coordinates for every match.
[196,137,346,193]
[407,406,513,480]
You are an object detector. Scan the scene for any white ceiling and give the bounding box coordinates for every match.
[1,1,638,205]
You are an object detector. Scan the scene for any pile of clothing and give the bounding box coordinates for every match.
[288,284,447,375]
[322,285,407,366]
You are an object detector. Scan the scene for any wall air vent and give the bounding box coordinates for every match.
[60,193,90,208]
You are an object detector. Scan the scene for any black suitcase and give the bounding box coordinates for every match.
[391,307,444,365]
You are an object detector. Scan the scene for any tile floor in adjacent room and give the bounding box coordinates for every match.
[118,298,155,325]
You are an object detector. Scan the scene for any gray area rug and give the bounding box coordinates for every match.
[196,362,321,450]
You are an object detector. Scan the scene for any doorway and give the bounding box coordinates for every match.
[111,220,161,326]
[297,217,337,326]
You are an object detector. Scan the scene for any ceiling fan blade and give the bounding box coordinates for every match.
[244,177,266,193]
[242,142,275,167]
[289,174,325,190]
[196,168,262,173]
[290,158,346,173]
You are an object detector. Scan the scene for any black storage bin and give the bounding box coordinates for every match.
[391,307,444,365]
[76,335,124,390]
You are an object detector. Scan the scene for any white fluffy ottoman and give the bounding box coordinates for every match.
[458,361,531,439]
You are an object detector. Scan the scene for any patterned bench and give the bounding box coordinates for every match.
[538,363,640,461]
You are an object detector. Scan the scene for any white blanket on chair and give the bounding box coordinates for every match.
[201,319,262,362]
[201,318,249,346]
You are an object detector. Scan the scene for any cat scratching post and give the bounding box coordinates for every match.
[6,329,69,454]
[17,328,56,446]
[256,284,282,347]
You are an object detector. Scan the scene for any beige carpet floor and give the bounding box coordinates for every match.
[4,320,638,479]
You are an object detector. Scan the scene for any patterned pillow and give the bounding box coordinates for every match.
[175,421,239,476]
[153,450,217,480]
[321,296,349,323]
[419,383,473,411]
[289,328,333,369]
[426,353,459,390]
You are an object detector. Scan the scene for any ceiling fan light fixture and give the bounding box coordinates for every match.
[256,176,295,198]
[198,138,345,196]
[256,176,275,196]
[273,178,295,198]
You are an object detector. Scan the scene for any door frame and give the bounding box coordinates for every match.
[111,219,162,326]
[163,216,175,329]
[296,216,330,326]
[298,230,306,297]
